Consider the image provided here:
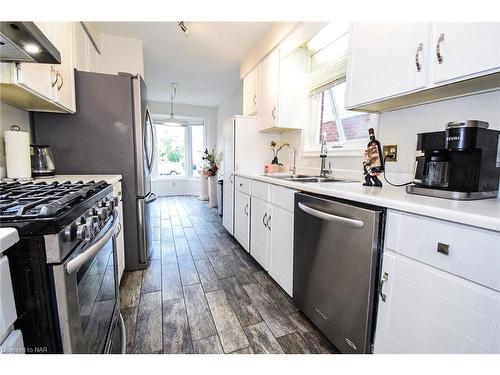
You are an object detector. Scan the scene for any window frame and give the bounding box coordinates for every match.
[152,122,205,180]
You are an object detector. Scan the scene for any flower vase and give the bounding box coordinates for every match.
[199,176,209,201]
[208,176,217,208]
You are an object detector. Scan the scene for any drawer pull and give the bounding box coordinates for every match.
[437,242,449,255]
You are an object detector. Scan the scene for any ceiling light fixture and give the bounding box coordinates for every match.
[178,21,189,35]
[161,83,185,126]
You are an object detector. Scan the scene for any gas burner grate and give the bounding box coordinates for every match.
[0,180,108,219]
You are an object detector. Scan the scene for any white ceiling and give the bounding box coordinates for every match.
[94,22,273,107]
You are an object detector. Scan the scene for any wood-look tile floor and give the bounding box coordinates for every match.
[120,196,338,354]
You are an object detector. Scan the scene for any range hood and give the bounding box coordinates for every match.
[0,22,61,64]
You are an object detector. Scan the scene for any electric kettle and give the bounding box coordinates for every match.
[30,144,56,177]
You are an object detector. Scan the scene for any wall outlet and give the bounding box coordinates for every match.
[383,144,398,162]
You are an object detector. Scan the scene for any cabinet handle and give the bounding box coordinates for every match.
[244,203,248,216]
[437,242,449,255]
[379,272,389,302]
[56,71,64,91]
[51,66,58,87]
[436,33,445,64]
[252,94,256,105]
[271,106,276,120]
[267,215,271,231]
[415,43,423,72]
[262,212,268,227]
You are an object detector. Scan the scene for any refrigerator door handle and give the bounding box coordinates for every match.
[144,108,155,174]
[145,192,157,205]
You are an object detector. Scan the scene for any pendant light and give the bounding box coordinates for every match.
[162,83,184,126]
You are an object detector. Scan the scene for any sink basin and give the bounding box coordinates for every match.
[264,175,359,183]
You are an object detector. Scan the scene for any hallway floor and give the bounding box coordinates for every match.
[120,196,337,354]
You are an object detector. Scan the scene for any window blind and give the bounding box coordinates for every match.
[309,32,349,95]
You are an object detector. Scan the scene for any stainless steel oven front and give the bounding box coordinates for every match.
[51,210,123,353]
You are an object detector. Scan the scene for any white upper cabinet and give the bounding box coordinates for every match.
[346,22,500,111]
[0,22,77,113]
[432,22,500,84]
[346,22,431,108]
[72,22,100,73]
[243,66,259,116]
[257,47,309,132]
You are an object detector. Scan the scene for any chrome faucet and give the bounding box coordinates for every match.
[319,133,329,177]
[290,147,297,177]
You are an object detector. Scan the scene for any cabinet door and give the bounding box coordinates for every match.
[346,22,431,107]
[15,22,54,100]
[432,23,500,84]
[72,22,87,72]
[243,67,259,116]
[269,205,294,296]
[257,48,279,131]
[250,197,270,270]
[374,252,500,354]
[52,22,75,112]
[234,191,250,252]
[86,37,100,73]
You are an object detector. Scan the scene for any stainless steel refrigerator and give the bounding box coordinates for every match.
[33,71,156,271]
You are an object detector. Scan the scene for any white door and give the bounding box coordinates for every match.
[250,197,270,270]
[374,252,500,354]
[268,205,294,296]
[257,48,279,131]
[51,22,75,112]
[16,22,54,101]
[432,22,500,84]
[222,118,235,234]
[243,67,259,116]
[346,22,431,107]
[234,191,250,252]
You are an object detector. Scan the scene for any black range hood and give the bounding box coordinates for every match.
[0,21,61,64]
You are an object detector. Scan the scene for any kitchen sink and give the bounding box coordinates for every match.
[264,175,359,183]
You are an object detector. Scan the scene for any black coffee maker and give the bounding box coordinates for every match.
[406,120,500,200]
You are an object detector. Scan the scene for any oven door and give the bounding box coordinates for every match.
[51,211,121,353]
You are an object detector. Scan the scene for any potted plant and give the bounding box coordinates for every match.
[202,148,222,207]
[267,140,290,173]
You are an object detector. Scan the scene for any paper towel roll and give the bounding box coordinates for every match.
[5,129,31,179]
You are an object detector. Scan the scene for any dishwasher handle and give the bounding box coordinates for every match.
[298,202,364,229]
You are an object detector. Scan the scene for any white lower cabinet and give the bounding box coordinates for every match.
[234,190,250,252]
[374,251,500,354]
[268,205,294,296]
[250,197,270,270]
[248,180,296,296]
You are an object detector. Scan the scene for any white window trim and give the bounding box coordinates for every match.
[152,122,205,181]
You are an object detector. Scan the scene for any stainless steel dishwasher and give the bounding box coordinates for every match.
[293,193,385,354]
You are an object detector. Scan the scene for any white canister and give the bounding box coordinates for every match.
[5,125,31,179]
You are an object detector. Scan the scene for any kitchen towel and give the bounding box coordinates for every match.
[5,128,31,179]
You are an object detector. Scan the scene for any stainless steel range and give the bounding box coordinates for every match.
[0,180,125,354]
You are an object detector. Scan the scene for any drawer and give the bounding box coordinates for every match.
[385,210,500,291]
[0,256,17,342]
[270,185,298,212]
[235,176,251,195]
[251,180,271,202]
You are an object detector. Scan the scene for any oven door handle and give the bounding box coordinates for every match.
[66,210,119,275]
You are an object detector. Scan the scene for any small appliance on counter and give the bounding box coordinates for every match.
[407,120,500,200]
[4,125,31,180]
[30,144,56,177]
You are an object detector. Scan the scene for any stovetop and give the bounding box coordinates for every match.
[0,180,112,236]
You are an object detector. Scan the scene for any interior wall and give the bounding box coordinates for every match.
[99,33,145,77]
[216,84,243,152]
[0,102,31,178]
[148,101,217,196]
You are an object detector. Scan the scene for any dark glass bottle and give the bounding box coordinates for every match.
[367,128,384,173]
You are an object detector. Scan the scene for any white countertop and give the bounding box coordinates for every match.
[0,228,19,254]
[32,174,122,185]
[236,173,500,232]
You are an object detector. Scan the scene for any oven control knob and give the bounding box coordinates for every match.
[97,207,109,220]
[112,196,119,207]
[85,216,99,232]
[87,208,97,217]
[76,224,91,241]
[106,200,115,212]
